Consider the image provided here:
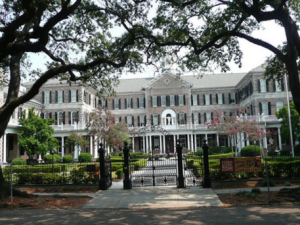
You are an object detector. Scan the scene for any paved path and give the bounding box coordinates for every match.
[1,206,300,225]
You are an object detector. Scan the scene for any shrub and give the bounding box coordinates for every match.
[78,153,93,162]
[280,150,291,156]
[44,154,61,163]
[70,166,87,184]
[195,148,203,156]
[116,168,123,178]
[63,155,73,163]
[12,158,26,165]
[262,179,275,187]
[268,150,278,156]
[241,145,262,156]
[251,188,262,194]
[294,144,300,156]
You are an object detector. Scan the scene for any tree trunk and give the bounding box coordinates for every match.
[0,165,9,200]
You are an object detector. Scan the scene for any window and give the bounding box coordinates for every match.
[276,101,283,111]
[275,80,282,92]
[179,135,186,148]
[219,136,226,147]
[114,99,119,109]
[139,115,145,126]
[126,98,132,109]
[71,111,78,124]
[205,94,210,105]
[71,90,77,102]
[44,91,50,104]
[262,102,268,115]
[127,116,132,126]
[179,95,184,106]
[58,112,64,125]
[206,113,211,123]
[260,79,266,92]
[139,98,144,108]
[101,99,106,108]
[179,113,185,124]
[153,115,159,125]
[194,113,199,124]
[161,96,166,107]
[58,91,63,103]
[192,95,198,106]
[152,96,157,107]
[170,95,175,106]
[218,93,223,104]
[230,93,236,103]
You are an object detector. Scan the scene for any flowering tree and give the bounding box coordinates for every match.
[206,108,267,156]
[65,132,90,155]
[86,106,131,154]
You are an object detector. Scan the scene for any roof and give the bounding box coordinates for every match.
[114,77,153,93]
[249,64,266,73]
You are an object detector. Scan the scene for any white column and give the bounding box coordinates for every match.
[190,134,194,152]
[263,129,267,148]
[149,135,152,152]
[74,145,78,160]
[94,136,98,158]
[143,135,146,153]
[278,127,282,150]
[246,134,250,146]
[89,136,93,156]
[159,135,162,154]
[132,137,135,152]
[187,134,190,151]
[38,154,42,161]
[194,134,197,152]
[241,133,245,149]
[216,134,219,146]
[162,136,165,154]
[173,135,176,152]
[146,135,149,153]
[205,133,208,140]
[3,133,7,163]
[228,137,231,146]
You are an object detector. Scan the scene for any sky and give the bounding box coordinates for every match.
[28,19,286,81]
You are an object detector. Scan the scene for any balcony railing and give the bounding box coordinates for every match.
[50,123,87,131]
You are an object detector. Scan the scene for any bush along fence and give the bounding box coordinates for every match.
[2,156,148,185]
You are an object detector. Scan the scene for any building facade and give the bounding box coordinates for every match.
[0,65,291,162]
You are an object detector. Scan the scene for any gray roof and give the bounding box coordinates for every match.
[182,73,246,89]
[114,72,246,92]
[23,79,69,86]
[250,64,266,73]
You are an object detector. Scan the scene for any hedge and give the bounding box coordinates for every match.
[3,164,67,173]
[241,145,262,156]
[63,155,73,163]
[17,173,70,184]
[78,153,93,162]
[44,154,61,163]
[12,158,26,165]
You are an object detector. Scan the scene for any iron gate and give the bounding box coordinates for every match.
[130,154,202,187]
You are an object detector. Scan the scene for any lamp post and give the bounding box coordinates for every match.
[50,147,55,173]
[202,139,211,188]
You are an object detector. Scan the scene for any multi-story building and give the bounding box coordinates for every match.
[0,65,291,162]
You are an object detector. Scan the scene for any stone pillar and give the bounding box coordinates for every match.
[194,134,197,152]
[149,135,152,152]
[3,133,7,163]
[159,135,162,154]
[94,136,98,158]
[278,127,282,150]
[176,142,185,188]
[143,135,146,153]
[187,134,190,151]
[146,135,149,153]
[61,136,65,159]
[162,135,165,154]
[132,137,135,152]
[90,136,93,156]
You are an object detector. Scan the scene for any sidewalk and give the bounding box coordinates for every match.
[33,181,300,209]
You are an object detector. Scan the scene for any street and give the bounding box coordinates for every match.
[1,206,300,225]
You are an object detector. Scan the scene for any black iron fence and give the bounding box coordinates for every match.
[1,162,100,185]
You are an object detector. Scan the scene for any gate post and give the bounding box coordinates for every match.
[176,141,185,188]
[123,141,132,189]
[202,140,211,188]
[99,143,108,190]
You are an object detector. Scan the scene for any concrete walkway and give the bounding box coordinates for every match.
[33,181,300,209]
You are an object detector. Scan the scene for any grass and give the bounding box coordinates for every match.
[34,198,43,203]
